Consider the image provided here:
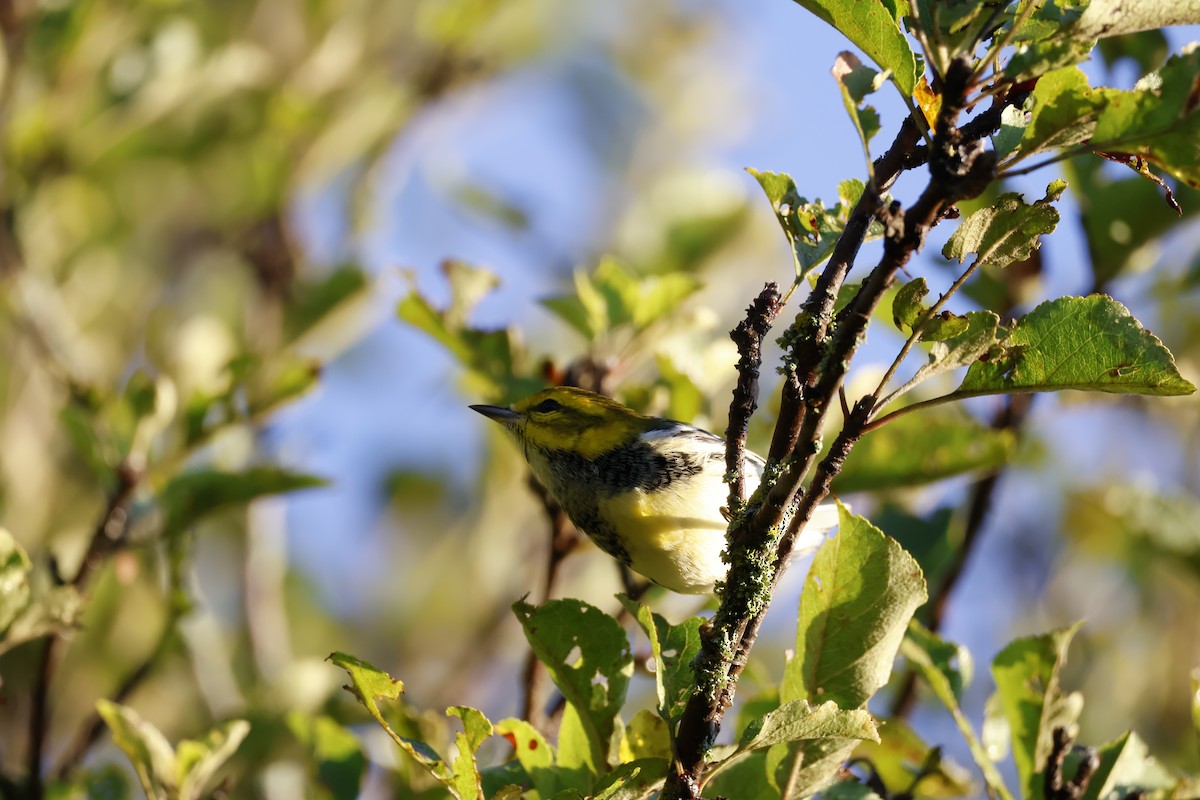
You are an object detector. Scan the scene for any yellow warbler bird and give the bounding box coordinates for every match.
[471,386,838,594]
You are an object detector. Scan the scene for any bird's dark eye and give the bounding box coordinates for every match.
[533,398,562,414]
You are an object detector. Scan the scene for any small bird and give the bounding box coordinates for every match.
[471,386,838,594]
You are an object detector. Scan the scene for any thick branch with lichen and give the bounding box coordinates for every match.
[665,57,1003,799]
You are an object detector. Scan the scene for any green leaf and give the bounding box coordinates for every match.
[991,624,1085,800]
[955,295,1197,397]
[539,258,701,342]
[892,278,928,331]
[1006,38,1097,84]
[821,780,885,800]
[494,718,558,798]
[286,713,366,800]
[556,702,597,792]
[1078,731,1181,800]
[1090,48,1200,185]
[160,468,326,538]
[446,707,492,800]
[832,51,884,163]
[737,700,878,752]
[283,265,371,344]
[513,599,633,772]
[1010,68,1100,159]
[622,710,671,762]
[944,182,1064,272]
[653,354,705,425]
[1193,668,1200,748]
[903,631,1014,800]
[906,620,973,700]
[328,651,458,794]
[748,169,884,276]
[908,311,1001,390]
[592,759,668,800]
[833,408,1015,493]
[782,503,927,708]
[0,582,85,658]
[789,0,918,95]
[0,528,31,634]
[875,507,958,623]
[244,355,322,418]
[398,265,542,403]
[620,597,703,725]
[96,700,249,800]
[994,102,1032,160]
[174,720,252,800]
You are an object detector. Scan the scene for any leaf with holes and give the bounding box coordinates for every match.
[513,599,633,772]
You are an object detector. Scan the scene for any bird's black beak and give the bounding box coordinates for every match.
[470,404,520,424]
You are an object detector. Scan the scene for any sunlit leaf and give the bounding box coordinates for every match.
[284,266,371,343]
[737,700,877,752]
[1090,48,1200,186]
[0,529,31,634]
[904,631,1013,800]
[328,652,464,794]
[908,311,1002,389]
[622,710,671,762]
[788,0,918,94]
[97,700,249,800]
[447,706,492,800]
[832,52,883,162]
[748,169,884,275]
[991,624,1085,799]
[495,718,558,798]
[1078,731,1181,800]
[513,599,633,771]
[620,597,703,725]
[944,182,1064,271]
[955,295,1196,397]
[782,504,927,708]
[592,758,668,800]
[892,278,928,331]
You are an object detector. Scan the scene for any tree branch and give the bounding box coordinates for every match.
[725,283,782,513]
[664,56,1002,799]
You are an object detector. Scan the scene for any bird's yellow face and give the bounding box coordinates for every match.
[472,386,649,460]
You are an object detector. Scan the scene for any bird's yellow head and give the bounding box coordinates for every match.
[470,386,651,460]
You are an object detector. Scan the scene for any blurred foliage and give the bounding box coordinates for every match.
[0,0,1197,799]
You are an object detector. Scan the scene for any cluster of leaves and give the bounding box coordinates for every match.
[328,510,1200,799]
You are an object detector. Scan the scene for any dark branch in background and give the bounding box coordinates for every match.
[725,283,782,511]
[27,463,140,799]
[665,57,1007,799]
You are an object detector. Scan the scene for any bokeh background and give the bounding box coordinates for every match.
[1,0,1198,795]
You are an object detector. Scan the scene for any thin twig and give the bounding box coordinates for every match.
[27,464,140,797]
[725,283,782,512]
